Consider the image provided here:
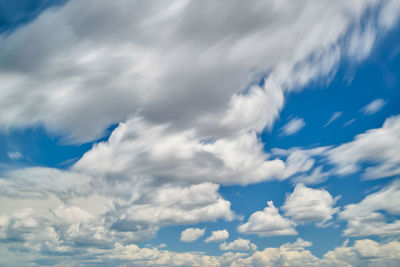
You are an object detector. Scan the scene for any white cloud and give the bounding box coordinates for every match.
[180,228,205,243]
[220,238,257,251]
[362,98,386,115]
[280,117,306,136]
[238,201,297,237]
[279,115,400,181]
[282,184,339,226]
[322,239,400,267]
[1,1,400,265]
[339,180,400,237]
[205,229,229,243]
[324,111,342,127]
[0,0,397,143]
[326,115,400,179]
[7,151,23,160]
[73,117,285,186]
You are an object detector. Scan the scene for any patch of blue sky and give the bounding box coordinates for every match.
[0,0,67,33]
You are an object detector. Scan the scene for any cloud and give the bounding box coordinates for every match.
[324,112,342,127]
[362,98,386,115]
[326,115,400,179]
[220,238,257,251]
[322,239,400,267]
[277,115,400,181]
[7,151,23,160]
[0,0,397,143]
[103,182,235,231]
[1,1,400,265]
[180,228,205,242]
[282,184,339,226]
[238,201,297,237]
[73,117,285,186]
[205,229,229,243]
[339,180,400,237]
[280,117,306,136]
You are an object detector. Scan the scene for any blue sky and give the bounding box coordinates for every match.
[1,1,400,266]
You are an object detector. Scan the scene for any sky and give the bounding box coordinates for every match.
[0,1,400,266]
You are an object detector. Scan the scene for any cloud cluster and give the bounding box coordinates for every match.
[220,238,257,251]
[238,184,339,237]
[282,184,339,226]
[275,115,400,183]
[1,0,400,265]
[339,180,400,237]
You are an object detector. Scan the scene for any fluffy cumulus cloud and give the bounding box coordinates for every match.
[282,184,339,226]
[238,201,297,237]
[180,228,205,242]
[220,238,257,251]
[339,180,400,237]
[205,229,229,243]
[73,117,285,185]
[322,239,400,267]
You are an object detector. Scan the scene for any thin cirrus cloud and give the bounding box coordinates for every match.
[361,98,386,115]
[324,111,342,127]
[280,117,306,136]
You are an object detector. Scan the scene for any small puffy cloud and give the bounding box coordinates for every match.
[324,112,342,127]
[339,180,400,237]
[362,98,386,115]
[7,151,23,160]
[220,238,257,251]
[282,184,339,226]
[180,228,205,242]
[280,117,306,136]
[238,201,297,237]
[205,229,229,243]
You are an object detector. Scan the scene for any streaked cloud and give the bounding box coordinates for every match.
[280,117,306,136]
[362,98,386,115]
[324,111,342,127]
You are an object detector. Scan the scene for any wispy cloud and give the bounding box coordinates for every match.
[7,151,23,160]
[362,98,386,115]
[324,112,342,127]
[280,118,306,136]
